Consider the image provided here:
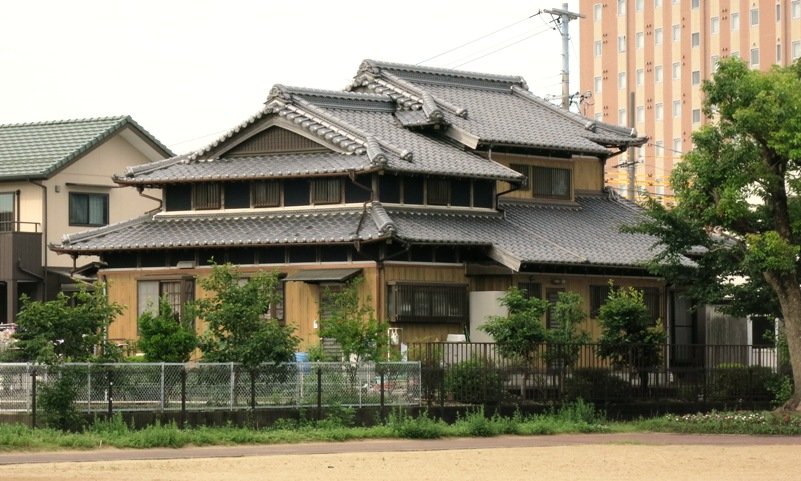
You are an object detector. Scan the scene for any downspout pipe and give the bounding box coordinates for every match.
[29,180,47,300]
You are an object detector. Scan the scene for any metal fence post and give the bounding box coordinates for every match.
[229,362,235,410]
[87,364,92,413]
[379,366,385,420]
[107,366,113,417]
[316,366,322,420]
[30,368,37,429]
[250,369,256,411]
[160,363,165,411]
[180,367,187,430]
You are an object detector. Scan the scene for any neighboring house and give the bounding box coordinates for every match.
[53,60,692,354]
[0,116,173,322]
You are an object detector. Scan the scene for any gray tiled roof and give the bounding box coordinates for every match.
[0,116,173,180]
[387,192,662,268]
[115,152,376,185]
[54,207,387,252]
[351,60,646,155]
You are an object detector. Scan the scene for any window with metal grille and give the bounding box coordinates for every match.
[590,284,611,318]
[517,282,542,299]
[312,178,342,204]
[193,183,221,210]
[426,178,451,205]
[138,278,195,329]
[319,284,345,322]
[0,192,15,232]
[388,283,467,323]
[641,287,661,322]
[69,192,109,226]
[252,180,280,207]
[532,166,571,200]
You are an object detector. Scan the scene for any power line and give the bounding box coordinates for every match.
[451,28,552,68]
[417,14,538,65]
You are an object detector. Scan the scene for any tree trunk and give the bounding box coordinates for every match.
[765,273,801,411]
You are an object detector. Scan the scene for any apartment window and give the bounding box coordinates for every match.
[0,192,14,232]
[691,32,700,47]
[593,3,602,21]
[594,40,602,57]
[618,0,626,15]
[618,108,627,126]
[618,71,627,89]
[252,180,280,207]
[636,105,645,123]
[794,1,801,18]
[793,41,801,60]
[636,0,644,10]
[618,35,627,52]
[69,192,109,226]
[672,100,681,118]
[655,103,664,121]
[654,0,661,6]
[672,62,681,79]
[750,8,759,25]
[138,278,195,325]
[777,44,783,63]
[636,68,644,86]
[655,65,663,82]
[193,183,221,210]
[751,47,760,66]
[711,55,720,71]
[635,32,644,49]
[777,3,782,21]
[312,178,342,204]
[388,283,468,323]
[672,24,680,42]
[691,0,699,8]
[692,109,701,123]
[426,178,451,205]
[711,16,720,34]
[655,140,664,156]
[532,166,571,200]
[594,76,602,92]
[654,27,663,45]
[673,138,682,153]
[732,12,740,30]
[692,70,700,85]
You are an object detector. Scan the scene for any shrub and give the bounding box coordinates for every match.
[38,366,86,432]
[445,359,505,404]
[556,398,605,424]
[137,297,197,362]
[563,368,631,401]
[709,363,776,402]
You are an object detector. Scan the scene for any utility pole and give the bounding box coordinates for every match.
[542,3,584,110]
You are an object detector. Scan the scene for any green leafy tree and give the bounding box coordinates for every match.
[319,277,387,362]
[631,58,801,408]
[480,287,548,363]
[597,286,666,390]
[196,263,298,369]
[543,291,591,369]
[11,282,124,363]
[137,297,198,362]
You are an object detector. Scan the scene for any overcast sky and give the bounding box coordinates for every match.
[1,0,581,154]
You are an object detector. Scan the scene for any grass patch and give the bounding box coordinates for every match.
[2,403,800,451]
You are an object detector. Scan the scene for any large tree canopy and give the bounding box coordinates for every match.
[634,58,801,409]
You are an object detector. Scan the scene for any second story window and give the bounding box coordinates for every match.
[193,183,221,210]
[426,178,451,205]
[252,180,281,207]
[69,192,108,227]
[532,166,571,200]
[0,192,15,232]
[312,178,342,204]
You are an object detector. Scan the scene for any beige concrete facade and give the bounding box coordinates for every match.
[580,0,801,202]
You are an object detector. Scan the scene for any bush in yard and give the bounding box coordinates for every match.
[137,297,197,362]
[597,285,666,390]
[563,368,631,402]
[709,363,776,402]
[445,358,505,404]
[480,288,548,364]
[38,365,87,432]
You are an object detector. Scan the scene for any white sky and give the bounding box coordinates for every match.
[0,0,581,154]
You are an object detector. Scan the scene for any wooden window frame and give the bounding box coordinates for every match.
[311,178,343,205]
[252,180,281,208]
[426,178,451,206]
[192,183,221,210]
[388,282,468,324]
[531,166,572,200]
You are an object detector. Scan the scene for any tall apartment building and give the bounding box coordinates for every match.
[579,0,801,201]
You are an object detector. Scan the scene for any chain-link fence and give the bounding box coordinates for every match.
[0,362,421,414]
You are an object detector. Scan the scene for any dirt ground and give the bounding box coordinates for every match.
[1,437,799,481]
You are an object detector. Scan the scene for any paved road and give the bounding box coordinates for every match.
[2,433,800,466]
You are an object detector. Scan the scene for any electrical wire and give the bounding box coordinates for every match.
[417,14,538,65]
[451,28,552,68]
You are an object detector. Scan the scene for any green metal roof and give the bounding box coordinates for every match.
[0,116,174,180]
